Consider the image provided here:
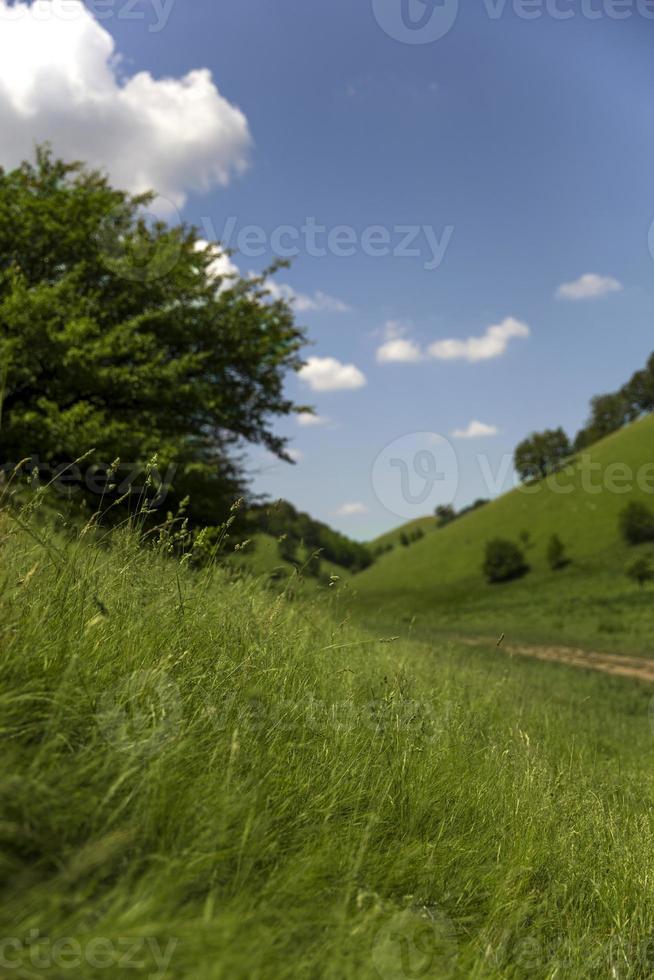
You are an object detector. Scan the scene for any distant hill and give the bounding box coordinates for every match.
[226,499,373,588]
[351,415,654,654]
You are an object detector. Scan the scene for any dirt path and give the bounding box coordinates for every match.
[457,635,654,685]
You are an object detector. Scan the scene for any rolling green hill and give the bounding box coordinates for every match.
[6,490,654,977]
[353,414,654,654]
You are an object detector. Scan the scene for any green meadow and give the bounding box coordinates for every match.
[3,495,654,978]
[352,415,654,655]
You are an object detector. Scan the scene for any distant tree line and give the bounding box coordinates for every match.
[435,499,489,528]
[514,352,654,482]
[251,500,373,573]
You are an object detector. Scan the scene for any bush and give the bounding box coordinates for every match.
[619,502,654,545]
[483,539,529,584]
[626,556,654,589]
[547,534,570,571]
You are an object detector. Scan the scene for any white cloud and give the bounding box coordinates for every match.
[265,280,350,314]
[0,0,251,207]
[556,273,623,301]
[452,420,499,439]
[376,320,423,364]
[299,357,366,393]
[336,502,368,516]
[297,412,329,427]
[428,317,530,363]
[197,247,348,313]
[194,240,239,289]
[286,448,303,462]
[377,337,423,363]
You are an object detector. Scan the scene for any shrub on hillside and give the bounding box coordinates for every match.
[626,556,654,589]
[625,555,654,589]
[483,539,529,584]
[547,534,570,571]
[619,502,654,545]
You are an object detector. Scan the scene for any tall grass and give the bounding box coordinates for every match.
[2,498,654,977]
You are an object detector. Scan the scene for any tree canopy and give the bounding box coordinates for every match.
[0,148,308,525]
[513,428,571,482]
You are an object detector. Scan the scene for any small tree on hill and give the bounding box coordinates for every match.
[435,505,456,527]
[514,428,571,482]
[619,502,654,546]
[547,534,569,571]
[483,539,529,584]
[626,556,654,589]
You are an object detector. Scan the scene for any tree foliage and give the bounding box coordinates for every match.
[547,533,569,571]
[626,556,654,589]
[514,428,571,482]
[0,148,307,525]
[483,538,529,584]
[252,500,372,572]
[574,353,654,450]
[619,501,654,546]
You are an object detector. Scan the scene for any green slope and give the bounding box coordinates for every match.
[229,531,351,590]
[6,496,654,977]
[352,415,654,653]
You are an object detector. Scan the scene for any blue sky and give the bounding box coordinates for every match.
[2,0,654,538]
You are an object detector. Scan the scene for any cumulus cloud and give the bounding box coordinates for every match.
[297,412,329,427]
[452,420,499,439]
[428,317,530,363]
[299,357,366,393]
[376,321,422,364]
[194,240,239,288]
[264,280,350,314]
[196,244,349,313]
[0,0,251,207]
[336,502,368,516]
[556,273,623,301]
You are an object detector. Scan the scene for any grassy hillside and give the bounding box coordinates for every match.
[229,531,346,582]
[5,499,654,976]
[354,415,654,653]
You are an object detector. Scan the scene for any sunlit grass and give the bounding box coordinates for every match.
[2,495,654,977]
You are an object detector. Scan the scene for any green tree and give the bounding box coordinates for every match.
[626,354,654,415]
[0,148,307,525]
[514,428,571,482]
[483,539,529,584]
[547,533,569,571]
[619,502,654,546]
[574,391,635,451]
[626,556,654,589]
[278,536,298,565]
[435,504,456,527]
